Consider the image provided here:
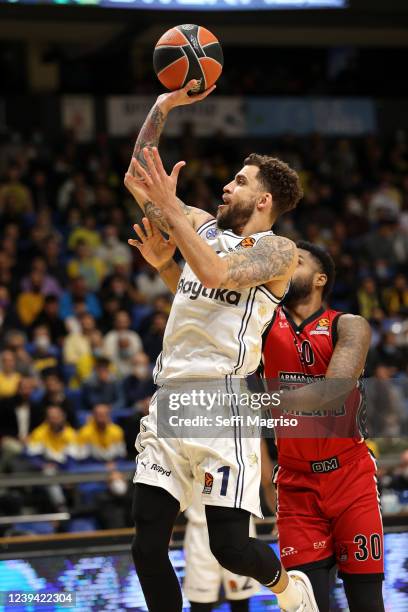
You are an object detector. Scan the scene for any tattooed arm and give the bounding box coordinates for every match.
[276,314,371,415]
[326,314,371,379]
[125,80,215,233]
[167,217,297,290]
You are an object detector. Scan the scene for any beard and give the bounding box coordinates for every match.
[216,196,257,233]
[283,276,314,307]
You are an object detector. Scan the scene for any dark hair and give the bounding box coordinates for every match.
[96,356,111,369]
[296,240,336,300]
[244,153,303,217]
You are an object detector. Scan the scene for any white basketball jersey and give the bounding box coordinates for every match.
[153,219,281,383]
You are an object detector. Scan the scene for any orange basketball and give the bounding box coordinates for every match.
[153,24,223,93]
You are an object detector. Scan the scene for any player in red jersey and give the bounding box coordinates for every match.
[262,241,385,612]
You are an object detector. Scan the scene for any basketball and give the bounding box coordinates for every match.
[153,24,223,94]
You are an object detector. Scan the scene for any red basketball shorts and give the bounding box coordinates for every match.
[276,452,384,578]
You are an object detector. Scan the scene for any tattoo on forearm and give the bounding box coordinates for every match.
[326,315,371,379]
[143,196,210,233]
[223,236,296,289]
[130,105,166,175]
[144,201,172,233]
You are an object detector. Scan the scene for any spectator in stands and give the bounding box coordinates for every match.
[31,295,67,347]
[36,371,77,427]
[0,163,33,218]
[75,329,106,385]
[94,470,133,529]
[70,213,101,250]
[29,325,59,376]
[357,276,382,320]
[82,357,123,410]
[67,239,106,292]
[59,276,102,320]
[103,310,142,376]
[16,269,45,327]
[0,349,21,398]
[135,264,169,303]
[99,294,122,335]
[1,377,43,465]
[77,403,126,462]
[96,224,131,273]
[0,252,17,298]
[41,235,67,286]
[26,405,78,466]
[21,257,61,298]
[362,217,400,267]
[2,330,33,375]
[370,332,407,373]
[143,311,168,363]
[382,273,408,316]
[63,312,96,368]
[101,274,134,313]
[123,351,155,407]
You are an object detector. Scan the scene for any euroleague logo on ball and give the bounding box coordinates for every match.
[153,24,223,93]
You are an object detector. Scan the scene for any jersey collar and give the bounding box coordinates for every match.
[282,305,326,335]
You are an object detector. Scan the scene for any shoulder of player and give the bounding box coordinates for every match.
[256,234,296,251]
[186,207,215,233]
[335,313,371,343]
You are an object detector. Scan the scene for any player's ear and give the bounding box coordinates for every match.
[257,192,272,212]
[315,273,327,289]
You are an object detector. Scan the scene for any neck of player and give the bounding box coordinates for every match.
[285,293,323,326]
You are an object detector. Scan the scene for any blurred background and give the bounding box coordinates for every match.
[0,0,407,610]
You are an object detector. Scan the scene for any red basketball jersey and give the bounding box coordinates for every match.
[262,305,368,467]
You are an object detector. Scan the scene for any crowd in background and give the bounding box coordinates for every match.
[0,125,407,533]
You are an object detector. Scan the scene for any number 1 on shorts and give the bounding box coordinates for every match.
[217,466,231,496]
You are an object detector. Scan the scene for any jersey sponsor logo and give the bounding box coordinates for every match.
[150,463,171,477]
[206,227,218,239]
[177,277,241,305]
[238,237,256,249]
[281,546,298,557]
[313,540,327,550]
[310,456,339,473]
[279,372,325,384]
[311,317,330,335]
[203,472,214,494]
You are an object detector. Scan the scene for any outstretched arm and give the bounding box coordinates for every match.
[125,81,214,233]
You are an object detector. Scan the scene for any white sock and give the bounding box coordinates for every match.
[274,576,302,612]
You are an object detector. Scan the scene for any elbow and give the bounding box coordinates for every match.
[199,271,225,289]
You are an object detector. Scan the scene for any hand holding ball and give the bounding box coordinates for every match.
[153,24,223,94]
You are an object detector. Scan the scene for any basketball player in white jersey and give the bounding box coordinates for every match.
[124,79,318,612]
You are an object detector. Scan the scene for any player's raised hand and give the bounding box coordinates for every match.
[157,79,216,113]
[128,218,176,269]
[126,148,185,217]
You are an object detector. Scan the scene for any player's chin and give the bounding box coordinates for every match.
[216,205,230,227]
